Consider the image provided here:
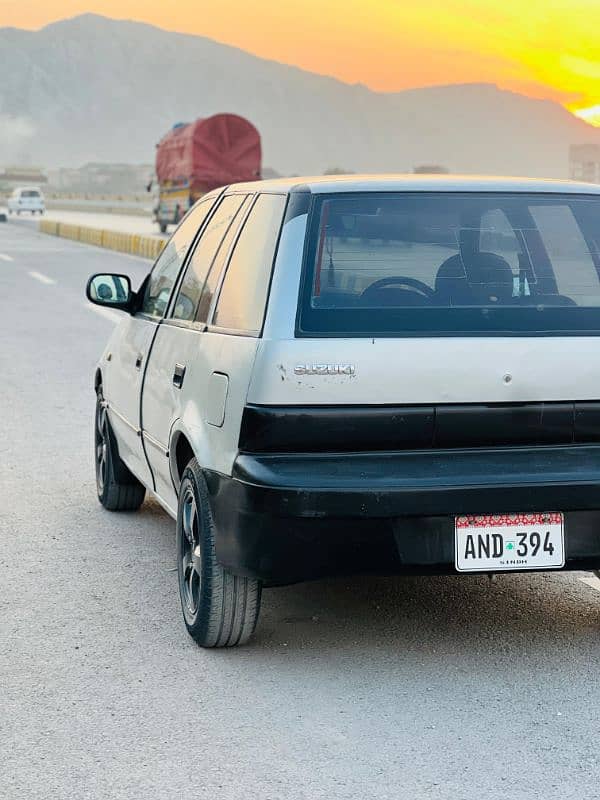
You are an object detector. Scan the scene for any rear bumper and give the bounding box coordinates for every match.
[207,445,600,584]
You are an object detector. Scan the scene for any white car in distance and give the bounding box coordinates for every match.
[8,186,45,215]
[86,174,600,648]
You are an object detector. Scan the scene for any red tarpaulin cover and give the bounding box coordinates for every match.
[155,114,261,190]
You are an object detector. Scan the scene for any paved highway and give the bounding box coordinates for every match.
[2,220,600,799]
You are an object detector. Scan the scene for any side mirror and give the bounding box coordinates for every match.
[86,273,133,312]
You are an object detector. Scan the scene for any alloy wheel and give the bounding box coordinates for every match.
[95,399,108,495]
[180,487,202,617]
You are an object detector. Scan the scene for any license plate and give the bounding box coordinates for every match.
[455,513,565,572]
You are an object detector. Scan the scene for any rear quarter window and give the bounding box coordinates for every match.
[212,193,287,333]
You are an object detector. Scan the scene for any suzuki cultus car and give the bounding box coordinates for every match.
[87,175,600,646]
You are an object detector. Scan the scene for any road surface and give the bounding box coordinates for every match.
[2,220,600,800]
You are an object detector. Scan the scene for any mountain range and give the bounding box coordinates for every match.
[1,14,598,178]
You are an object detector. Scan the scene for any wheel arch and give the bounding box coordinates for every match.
[169,422,212,493]
[171,430,194,490]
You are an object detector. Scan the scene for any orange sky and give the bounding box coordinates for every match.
[2,0,599,125]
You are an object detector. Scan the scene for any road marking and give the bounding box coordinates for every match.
[0,254,14,262]
[86,303,121,324]
[28,270,56,285]
[579,574,600,593]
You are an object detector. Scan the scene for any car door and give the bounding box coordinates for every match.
[141,193,252,509]
[104,198,216,487]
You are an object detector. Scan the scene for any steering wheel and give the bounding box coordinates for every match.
[360,276,435,301]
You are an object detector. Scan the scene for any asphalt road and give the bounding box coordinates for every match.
[2,221,600,800]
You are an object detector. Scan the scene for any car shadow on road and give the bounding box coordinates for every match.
[135,499,600,663]
[247,569,600,662]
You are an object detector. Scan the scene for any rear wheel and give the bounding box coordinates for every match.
[95,390,145,511]
[177,458,261,647]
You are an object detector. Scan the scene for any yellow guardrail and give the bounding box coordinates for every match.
[39,219,165,260]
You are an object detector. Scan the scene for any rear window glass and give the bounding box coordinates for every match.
[298,192,600,336]
[21,190,40,197]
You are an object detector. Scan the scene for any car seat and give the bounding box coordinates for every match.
[435,251,515,306]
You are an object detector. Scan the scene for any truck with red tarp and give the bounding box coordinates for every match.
[152,113,262,233]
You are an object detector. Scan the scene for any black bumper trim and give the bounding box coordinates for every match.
[207,445,600,584]
[232,445,600,517]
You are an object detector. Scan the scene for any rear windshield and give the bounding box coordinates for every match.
[297,192,600,336]
[21,190,40,198]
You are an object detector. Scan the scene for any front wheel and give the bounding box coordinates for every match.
[95,391,146,511]
[177,458,262,647]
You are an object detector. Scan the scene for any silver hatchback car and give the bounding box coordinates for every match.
[87,174,600,646]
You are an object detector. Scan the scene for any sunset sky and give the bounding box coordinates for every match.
[1,0,599,125]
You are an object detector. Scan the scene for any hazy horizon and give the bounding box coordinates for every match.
[1,14,599,178]
[1,3,598,126]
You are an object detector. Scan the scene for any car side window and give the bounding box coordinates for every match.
[212,194,287,333]
[140,198,214,318]
[171,195,247,322]
[195,195,253,323]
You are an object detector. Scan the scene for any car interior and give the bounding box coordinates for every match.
[311,197,600,310]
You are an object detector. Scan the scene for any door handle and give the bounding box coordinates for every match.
[173,363,186,389]
[135,353,143,370]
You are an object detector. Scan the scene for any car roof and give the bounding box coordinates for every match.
[227,173,600,196]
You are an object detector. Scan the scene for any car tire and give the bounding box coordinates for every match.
[95,390,146,511]
[177,458,262,647]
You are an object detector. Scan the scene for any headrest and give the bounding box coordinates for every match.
[463,252,514,285]
[435,251,514,303]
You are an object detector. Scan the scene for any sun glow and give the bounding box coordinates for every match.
[573,106,600,128]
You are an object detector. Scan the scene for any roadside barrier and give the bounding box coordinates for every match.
[38,219,165,260]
